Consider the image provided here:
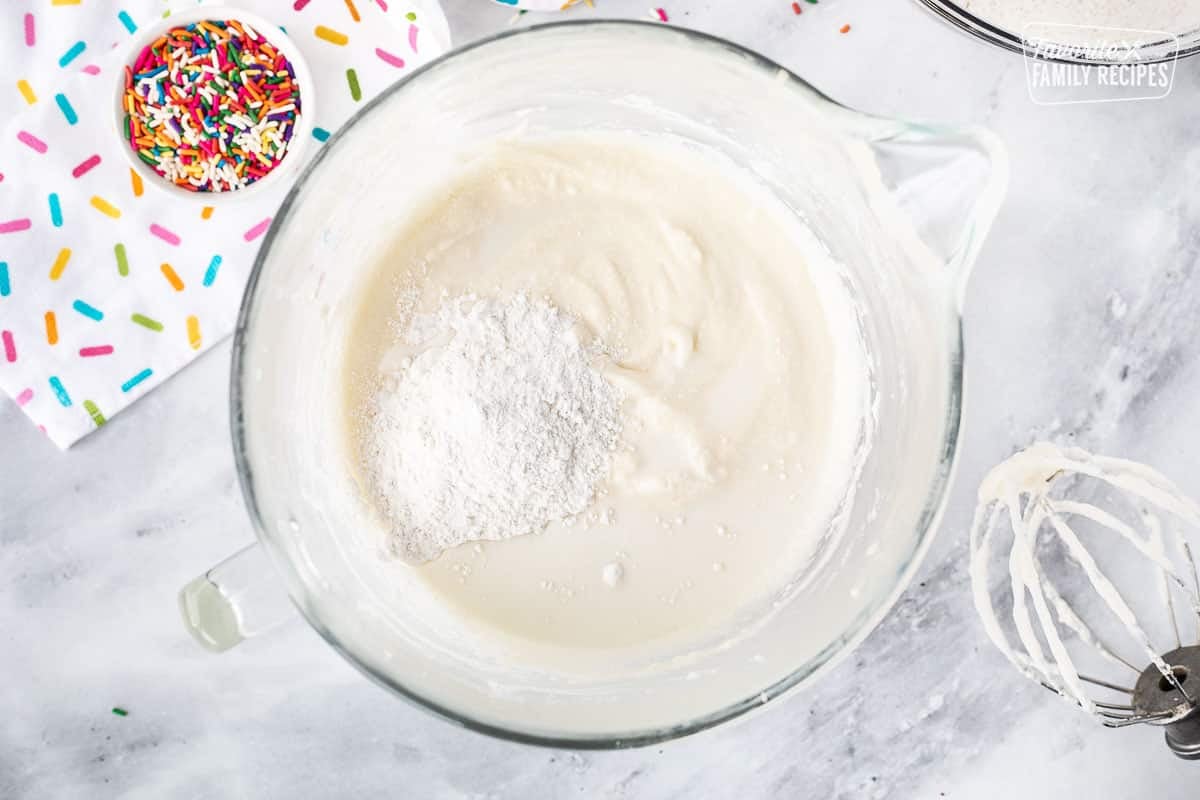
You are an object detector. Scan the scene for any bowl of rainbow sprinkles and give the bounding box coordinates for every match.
[114,6,314,203]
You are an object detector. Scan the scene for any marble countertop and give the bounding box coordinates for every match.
[5,0,1200,797]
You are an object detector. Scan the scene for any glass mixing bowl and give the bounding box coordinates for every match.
[917,0,1200,62]
[180,21,1007,747]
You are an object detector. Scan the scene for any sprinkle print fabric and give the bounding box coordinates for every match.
[0,0,449,449]
[490,1,575,9]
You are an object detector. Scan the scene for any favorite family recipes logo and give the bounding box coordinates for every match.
[1021,23,1178,104]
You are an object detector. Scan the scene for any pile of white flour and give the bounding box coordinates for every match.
[362,293,621,563]
[957,0,1200,42]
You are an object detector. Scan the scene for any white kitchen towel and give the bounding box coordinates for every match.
[0,0,449,448]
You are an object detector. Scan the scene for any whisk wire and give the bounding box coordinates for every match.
[1040,575,1143,675]
[1077,673,1135,695]
[1165,565,1183,651]
[971,444,1200,718]
[1045,512,1171,682]
[1185,542,1200,642]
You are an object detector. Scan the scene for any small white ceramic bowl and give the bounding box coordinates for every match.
[113,6,315,205]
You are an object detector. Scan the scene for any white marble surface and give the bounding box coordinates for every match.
[5,0,1200,797]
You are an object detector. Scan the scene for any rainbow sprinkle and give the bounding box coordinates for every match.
[131,313,163,331]
[121,18,302,193]
[73,299,104,321]
[202,254,223,286]
[49,248,71,280]
[49,376,71,407]
[243,217,271,242]
[114,243,130,276]
[0,219,33,234]
[84,400,106,426]
[17,79,37,105]
[122,369,153,392]
[149,223,181,245]
[315,25,349,45]
[59,41,86,68]
[375,47,404,68]
[54,93,78,124]
[72,154,101,178]
[186,315,202,349]
[90,196,121,219]
[18,131,47,153]
[161,262,184,291]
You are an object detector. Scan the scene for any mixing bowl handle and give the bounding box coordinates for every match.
[854,119,1009,310]
[178,543,295,652]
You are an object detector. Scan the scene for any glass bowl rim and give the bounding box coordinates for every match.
[229,18,965,749]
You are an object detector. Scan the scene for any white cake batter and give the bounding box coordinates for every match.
[344,134,869,651]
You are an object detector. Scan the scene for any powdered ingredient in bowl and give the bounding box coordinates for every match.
[362,292,621,563]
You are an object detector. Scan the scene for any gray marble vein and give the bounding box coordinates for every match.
[5,0,1200,797]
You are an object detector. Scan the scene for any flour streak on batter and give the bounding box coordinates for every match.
[345,134,870,651]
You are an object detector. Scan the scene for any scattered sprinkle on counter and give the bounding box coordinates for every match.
[111,707,128,717]
[121,18,302,193]
[840,23,852,33]
[792,2,803,14]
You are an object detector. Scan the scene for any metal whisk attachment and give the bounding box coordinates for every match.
[970,442,1200,759]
